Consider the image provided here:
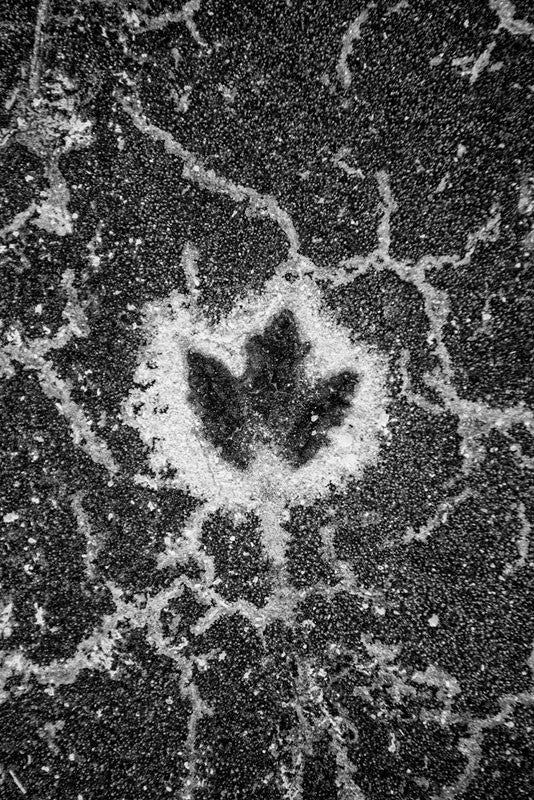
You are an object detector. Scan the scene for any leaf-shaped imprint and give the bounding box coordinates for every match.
[186,310,359,469]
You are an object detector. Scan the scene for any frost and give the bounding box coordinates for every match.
[31,177,73,237]
[1,69,93,239]
[337,3,376,89]
[490,0,534,40]
[1,270,117,474]
[123,273,390,567]
[0,602,14,639]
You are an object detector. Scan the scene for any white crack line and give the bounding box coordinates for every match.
[337,3,376,90]
[504,501,531,575]
[341,171,533,439]
[490,0,534,40]
[403,487,475,544]
[131,0,209,49]
[29,0,50,96]
[0,203,37,239]
[451,41,497,85]
[120,94,304,268]
[1,270,118,475]
[436,684,534,799]
[3,343,118,474]
[71,492,100,581]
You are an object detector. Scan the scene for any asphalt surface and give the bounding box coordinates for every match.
[1,1,534,799]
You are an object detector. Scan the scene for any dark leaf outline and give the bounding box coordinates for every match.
[187,311,358,469]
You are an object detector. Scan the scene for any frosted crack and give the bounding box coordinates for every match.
[2,273,118,474]
[71,492,99,581]
[4,345,118,474]
[403,487,475,544]
[490,0,534,40]
[0,204,37,240]
[179,668,213,799]
[157,502,216,584]
[120,95,304,266]
[504,502,531,575]
[451,42,497,84]
[337,3,376,90]
[130,0,209,48]
[180,241,202,309]
[340,172,532,480]
[437,685,534,799]
[0,607,126,701]
[29,0,50,96]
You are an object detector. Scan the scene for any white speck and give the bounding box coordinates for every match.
[3,512,19,523]
[428,614,440,627]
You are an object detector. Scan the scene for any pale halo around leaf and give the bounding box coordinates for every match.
[122,275,391,512]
